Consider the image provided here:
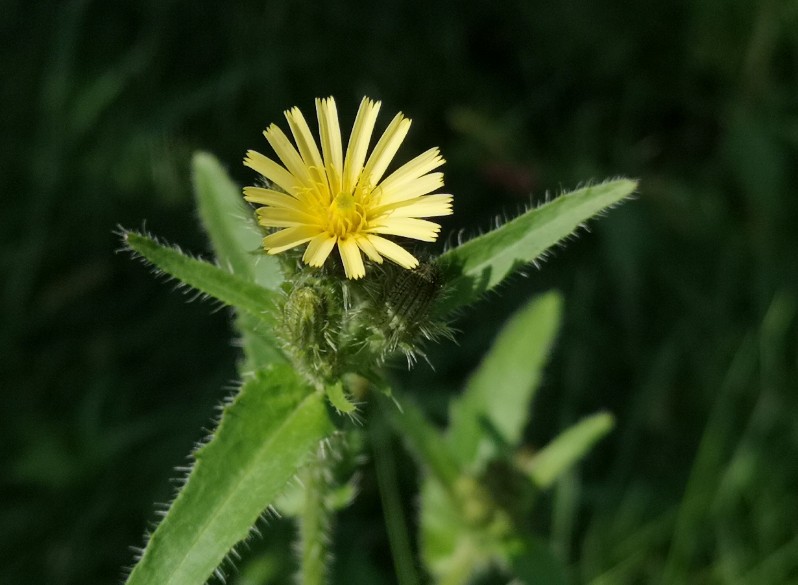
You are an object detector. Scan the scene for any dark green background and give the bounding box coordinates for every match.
[3,0,797,583]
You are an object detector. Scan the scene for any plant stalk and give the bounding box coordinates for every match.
[372,402,420,585]
[297,442,332,585]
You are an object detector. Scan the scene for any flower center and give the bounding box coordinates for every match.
[328,192,366,238]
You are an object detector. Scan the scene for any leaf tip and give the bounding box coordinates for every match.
[191,149,217,170]
[607,176,640,196]
[592,410,616,434]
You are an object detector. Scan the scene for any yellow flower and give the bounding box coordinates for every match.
[243,97,453,279]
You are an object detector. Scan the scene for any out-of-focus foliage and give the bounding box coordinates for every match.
[2,0,797,583]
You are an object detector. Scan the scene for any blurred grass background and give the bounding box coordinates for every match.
[2,0,797,583]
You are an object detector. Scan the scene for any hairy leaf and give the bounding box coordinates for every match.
[124,231,280,320]
[438,179,637,312]
[125,364,332,585]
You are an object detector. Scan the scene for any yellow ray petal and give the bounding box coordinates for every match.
[373,194,453,218]
[262,225,321,254]
[361,113,411,187]
[256,207,321,228]
[243,186,304,210]
[367,217,441,242]
[244,150,300,196]
[263,124,313,186]
[285,106,325,188]
[377,147,445,193]
[343,97,381,194]
[355,235,383,263]
[315,97,343,195]
[367,235,419,269]
[338,237,365,279]
[374,172,444,206]
[302,233,337,267]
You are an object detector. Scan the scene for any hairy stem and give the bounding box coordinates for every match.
[297,442,332,585]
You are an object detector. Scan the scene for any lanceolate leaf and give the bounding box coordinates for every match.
[192,151,282,289]
[125,364,333,585]
[447,291,563,471]
[124,231,280,320]
[192,153,286,370]
[522,412,615,489]
[438,179,638,312]
[236,311,288,371]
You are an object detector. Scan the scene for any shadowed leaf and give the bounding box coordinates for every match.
[448,291,563,471]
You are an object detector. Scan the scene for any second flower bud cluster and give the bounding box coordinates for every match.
[276,258,452,392]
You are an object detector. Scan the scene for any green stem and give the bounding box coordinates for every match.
[297,443,332,585]
[371,402,420,585]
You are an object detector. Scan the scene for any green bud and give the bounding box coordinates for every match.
[275,260,452,396]
[385,261,443,330]
[353,260,451,363]
[279,282,340,384]
[283,285,328,349]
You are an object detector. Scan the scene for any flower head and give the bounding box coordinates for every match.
[244,97,453,279]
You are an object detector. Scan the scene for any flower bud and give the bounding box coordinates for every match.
[283,285,328,349]
[385,261,443,329]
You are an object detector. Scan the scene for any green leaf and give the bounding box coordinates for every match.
[125,364,333,585]
[326,380,357,414]
[447,291,563,470]
[123,230,280,320]
[418,477,482,580]
[438,179,637,312]
[523,412,615,490]
[235,311,288,371]
[387,394,460,489]
[503,535,568,585]
[192,152,286,370]
[192,151,282,289]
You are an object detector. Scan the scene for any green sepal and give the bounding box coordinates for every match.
[124,364,333,585]
[438,179,638,312]
[326,380,358,414]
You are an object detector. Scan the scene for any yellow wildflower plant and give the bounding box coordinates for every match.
[243,97,453,279]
